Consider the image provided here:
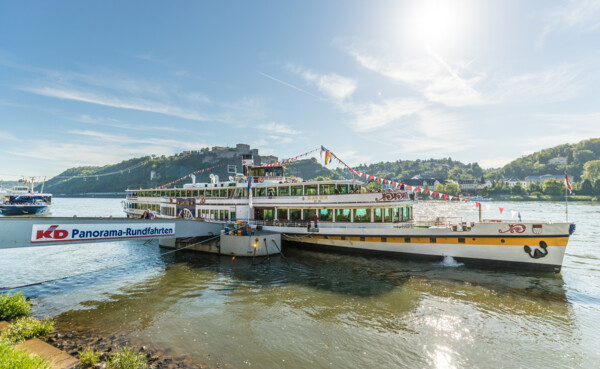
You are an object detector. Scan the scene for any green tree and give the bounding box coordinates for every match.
[582,160,600,182]
[527,182,541,193]
[594,179,600,196]
[444,183,460,196]
[574,149,595,163]
[580,179,593,195]
[543,179,565,195]
[511,182,525,195]
[366,181,382,192]
[434,183,445,194]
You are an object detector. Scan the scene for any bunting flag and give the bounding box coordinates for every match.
[324,151,333,166]
[499,207,504,214]
[475,202,481,208]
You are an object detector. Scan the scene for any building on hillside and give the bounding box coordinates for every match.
[524,174,572,185]
[402,178,443,189]
[458,179,479,191]
[480,180,493,189]
[261,156,278,165]
[505,179,524,188]
[548,157,568,165]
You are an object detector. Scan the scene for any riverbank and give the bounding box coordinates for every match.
[488,195,597,201]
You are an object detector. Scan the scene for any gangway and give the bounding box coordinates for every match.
[0,217,223,249]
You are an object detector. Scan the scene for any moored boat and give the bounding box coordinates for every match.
[0,179,52,216]
[123,153,575,272]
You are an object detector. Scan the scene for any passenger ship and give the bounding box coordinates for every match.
[124,157,575,273]
[0,180,52,216]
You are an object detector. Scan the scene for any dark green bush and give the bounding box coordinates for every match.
[0,292,31,321]
[0,317,54,344]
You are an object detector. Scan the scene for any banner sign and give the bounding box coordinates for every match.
[31,223,176,243]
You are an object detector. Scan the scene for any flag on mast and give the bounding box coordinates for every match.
[564,171,572,194]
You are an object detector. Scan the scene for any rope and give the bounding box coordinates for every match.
[0,234,222,292]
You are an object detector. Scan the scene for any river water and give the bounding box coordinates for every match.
[1,198,598,368]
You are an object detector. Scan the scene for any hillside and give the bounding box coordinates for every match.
[39,138,600,195]
[496,138,600,181]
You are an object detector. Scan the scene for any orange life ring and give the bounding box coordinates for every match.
[200,197,206,204]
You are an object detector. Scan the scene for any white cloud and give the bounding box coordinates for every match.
[286,64,356,103]
[22,85,212,122]
[301,70,357,103]
[258,122,300,135]
[346,98,426,132]
[349,47,486,107]
[496,65,581,103]
[0,130,19,141]
[537,0,600,47]
[478,157,515,169]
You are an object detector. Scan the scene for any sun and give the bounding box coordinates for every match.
[404,0,470,49]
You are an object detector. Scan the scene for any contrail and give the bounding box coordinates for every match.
[258,71,323,100]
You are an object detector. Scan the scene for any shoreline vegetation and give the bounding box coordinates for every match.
[1,292,198,369]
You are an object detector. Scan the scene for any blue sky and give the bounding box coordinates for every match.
[1,0,599,179]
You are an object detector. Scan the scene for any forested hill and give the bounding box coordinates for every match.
[41,152,341,195]
[334,158,485,181]
[496,138,600,181]
[38,138,600,195]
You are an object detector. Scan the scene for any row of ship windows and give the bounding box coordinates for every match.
[128,184,363,199]
[256,207,413,223]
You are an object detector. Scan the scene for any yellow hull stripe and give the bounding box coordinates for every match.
[305,235,569,247]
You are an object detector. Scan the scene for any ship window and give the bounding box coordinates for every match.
[278,186,289,196]
[335,209,351,222]
[393,208,400,222]
[305,185,317,196]
[354,209,370,222]
[404,237,411,243]
[192,190,198,197]
[360,236,366,241]
[187,190,192,197]
[403,206,410,220]
[336,184,349,194]
[430,237,437,243]
[320,184,335,195]
[267,187,276,197]
[263,209,274,220]
[318,209,333,221]
[224,210,229,220]
[381,237,387,242]
[374,208,383,222]
[291,186,303,196]
[290,209,302,221]
[341,236,346,240]
[219,189,227,197]
[231,211,236,220]
[303,209,317,221]
[198,190,204,197]
[458,237,465,243]
[384,208,393,222]
[256,188,267,197]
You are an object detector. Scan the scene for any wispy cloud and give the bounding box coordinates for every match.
[21,85,213,122]
[287,65,357,103]
[258,71,323,100]
[345,98,426,132]
[76,114,193,133]
[496,64,581,103]
[348,46,486,107]
[537,0,600,47]
[258,122,300,135]
[0,130,19,142]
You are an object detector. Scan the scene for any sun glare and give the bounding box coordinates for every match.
[404,0,470,49]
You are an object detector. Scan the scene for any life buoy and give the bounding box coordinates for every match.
[258,177,264,183]
[200,197,206,204]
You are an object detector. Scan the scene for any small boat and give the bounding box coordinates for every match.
[0,180,52,216]
[467,195,491,202]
